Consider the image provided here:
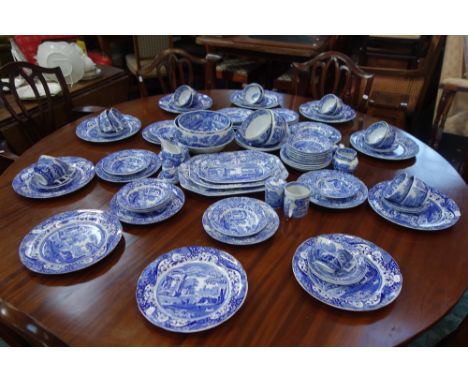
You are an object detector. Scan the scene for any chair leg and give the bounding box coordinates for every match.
[430,89,456,148]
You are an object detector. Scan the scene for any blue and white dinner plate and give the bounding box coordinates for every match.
[136,246,248,333]
[76,115,141,143]
[96,149,161,183]
[203,199,279,245]
[217,107,253,125]
[273,108,299,124]
[298,170,368,209]
[158,93,213,114]
[292,233,403,311]
[142,120,175,145]
[368,181,461,231]
[230,90,280,109]
[109,184,184,225]
[19,209,123,274]
[350,130,419,161]
[207,197,268,237]
[288,121,341,144]
[299,101,357,123]
[12,156,95,199]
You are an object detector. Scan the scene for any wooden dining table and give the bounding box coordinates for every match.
[0,89,466,346]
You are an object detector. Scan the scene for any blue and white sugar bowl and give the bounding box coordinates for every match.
[283,181,311,219]
[265,177,286,209]
[173,85,194,108]
[242,83,264,105]
[33,155,74,187]
[364,121,396,151]
[332,147,358,173]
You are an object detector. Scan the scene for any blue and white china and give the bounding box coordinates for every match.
[76,114,141,143]
[19,209,122,274]
[287,129,334,155]
[279,146,332,172]
[299,100,356,123]
[265,177,286,209]
[33,155,73,187]
[364,121,396,151]
[238,109,274,146]
[242,83,264,105]
[101,150,152,176]
[116,179,173,213]
[203,200,279,245]
[207,197,268,238]
[230,89,280,109]
[318,94,343,115]
[173,85,194,108]
[235,131,287,152]
[264,113,287,147]
[158,92,213,114]
[292,233,403,311]
[400,176,429,208]
[96,150,161,183]
[109,183,185,225]
[332,147,358,173]
[273,108,300,125]
[368,181,461,230]
[288,122,341,144]
[136,246,248,333]
[283,182,311,219]
[350,130,419,161]
[217,107,253,126]
[381,197,429,214]
[382,173,412,204]
[158,159,179,184]
[13,156,95,199]
[142,120,176,145]
[298,170,368,209]
[107,108,126,132]
[306,236,367,285]
[98,109,125,136]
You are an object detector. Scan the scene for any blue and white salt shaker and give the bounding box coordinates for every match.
[265,177,286,209]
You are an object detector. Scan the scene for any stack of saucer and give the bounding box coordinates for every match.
[109,178,185,225]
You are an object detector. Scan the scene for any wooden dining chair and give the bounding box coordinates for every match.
[136,48,220,97]
[291,51,374,113]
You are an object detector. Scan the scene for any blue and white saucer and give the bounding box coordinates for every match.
[350,130,419,161]
[273,108,299,124]
[288,122,341,144]
[292,233,403,311]
[299,101,356,123]
[368,181,461,231]
[136,246,248,333]
[12,156,95,199]
[203,199,279,245]
[115,179,173,213]
[142,120,176,145]
[96,150,161,183]
[109,184,184,225]
[217,107,253,126]
[19,209,122,274]
[158,93,213,114]
[230,90,280,109]
[298,170,368,209]
[76,115,141,143]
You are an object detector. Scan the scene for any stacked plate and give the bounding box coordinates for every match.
[109,178,185,225]
[280,129,335,171]
[178,150,288,197]
[202,197,279,245]
[95,149,161,183]
[292,233,403,311]
[142,120,176,145]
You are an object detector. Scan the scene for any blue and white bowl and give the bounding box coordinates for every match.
[319,94,343,115]
[264,113,287,147]
[242,83,264,105]
[98,108,126,136]
[399,176,429,208]
[382,173,413,204]
[238,109,274,147]
[364,121,396,151]
[172,85,194,108]
[33,155,74,187]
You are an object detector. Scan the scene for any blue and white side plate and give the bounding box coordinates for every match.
[76,115,141,143]
[298,170,368,209]
[96,150,161,183]
[12,156,95,199]
[350,130,419,161]
[280,147,332,172]
[203,199,279,245]
[273,108,299,124]
[292,234,403,311]
[368,181,461,231]
[109,184,184,225]
[217,107,253,125]
[158,93,213,114]
[288,122,341,144]
[142,120,176,145]
[19,209,122,274]
[136,246,248,333]
[207,197,268,238]
[299,101,356,123]
[230,90,280,109]
[101,150,152,176]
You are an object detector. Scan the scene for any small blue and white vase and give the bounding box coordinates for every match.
[283,181,311,219]
[265,177,286,209]
[332,147,358,173]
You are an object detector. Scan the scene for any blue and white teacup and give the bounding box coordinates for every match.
[264,112,287,147]
[265,177,286,209]
[98,109,126,136]
[108,108,126,131]
[364,121,396,151]
[400,176,429,208]
[173,85,194,108]
[239,109,274,146]
[283,181,311,219]
[332,147,358,173]
[33,155,72,186]
[319,94,342,115]
[242,83,264,105]
[383,173,413,204]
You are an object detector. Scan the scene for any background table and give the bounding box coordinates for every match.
[0,90,466,346]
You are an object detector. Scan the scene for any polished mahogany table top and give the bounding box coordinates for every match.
[0,90,466,346]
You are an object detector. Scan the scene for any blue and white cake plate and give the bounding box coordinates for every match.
[203,199,279,245]
[76,115,141,143]
[230,90,280,109]
[298,170,368,209]
[158,93,213,114]
[368,181,461,231]
[136,246,248,333]
[19,209,123,274]
[109,184,185,225]
[299,101,357,123]
[350,130,419,161]
[288,121,342,144]
[292,233,403,311]
[142,120,176,145]
[217,107,253,126]
[12,156,95,199]
[96,149,161,183]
